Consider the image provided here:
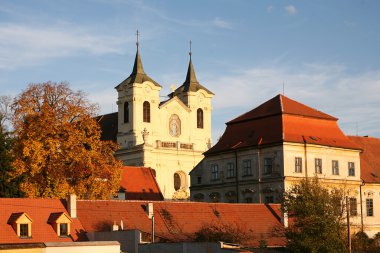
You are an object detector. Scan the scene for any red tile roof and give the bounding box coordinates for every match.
[77,200,285,247]
[348,136,380,183]
[120,166,164,201]
[229,94,337,124]
[0,198,85,243]
[206,94,359,154]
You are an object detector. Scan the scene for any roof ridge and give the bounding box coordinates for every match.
[279,94,284,112]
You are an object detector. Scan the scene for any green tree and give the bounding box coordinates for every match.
[282,178,347,253]
[11,82,122,199]
[0,96,22,197]
[0,119,22,197]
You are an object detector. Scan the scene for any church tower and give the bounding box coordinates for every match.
[115,36,214,200]
[115,35,162,150]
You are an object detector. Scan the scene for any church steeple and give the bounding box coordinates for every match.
[183,40,200,92]
[177,41,213,95]
[131,30,145,75]
[131,48,145,75]
[115,30,161,89]
[183,40,200,90]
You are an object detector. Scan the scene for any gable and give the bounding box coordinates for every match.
[48,212,72,224]
[8,213,33,224]
[159,96,191,113]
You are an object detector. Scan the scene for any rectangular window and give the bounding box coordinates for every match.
[20,224,29,237]
[350,198,358,216]
[263,158,273,175]
[315,158,322,174]
[242,160,252,176]
[197,176,202,184]
[295,157,302,173]
[211,164,219,180]
[332,160,339,175]
[348,162,355,176]
[366,199,374,217]
[60,223,68,236]
[227,162,235,178]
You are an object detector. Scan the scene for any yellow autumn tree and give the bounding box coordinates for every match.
[11,82,122,199]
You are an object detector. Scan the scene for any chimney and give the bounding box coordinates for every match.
[112,221,119,231]
[67,194,77,218]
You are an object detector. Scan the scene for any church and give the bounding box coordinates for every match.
[97,41,213,200]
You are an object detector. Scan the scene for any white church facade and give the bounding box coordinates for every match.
[102,44,214,200]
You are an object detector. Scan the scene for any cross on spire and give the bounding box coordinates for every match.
[189,40,192,59]
[136,30,140,49]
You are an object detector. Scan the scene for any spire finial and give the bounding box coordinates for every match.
[189,40,192,59]
[136,30,140,49]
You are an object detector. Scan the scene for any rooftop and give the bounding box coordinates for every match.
[77,200,285,247]
[206,94,360,154]
[120,166,164,201]
[348,136,380,183]
[0,198,85,243]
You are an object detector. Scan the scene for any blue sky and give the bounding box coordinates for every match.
[1,0,379,142]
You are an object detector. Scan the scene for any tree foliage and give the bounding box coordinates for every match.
[352,231,380,253]
[0,120,22,197]
[11,82,122,199]
[282,178,347,253]
[194,221,251,244]
[0,95,23,197]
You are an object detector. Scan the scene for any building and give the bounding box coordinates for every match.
[190,94,380,236]
[98,44,213,200]
[347,135,380,236]
[0,195,286,252]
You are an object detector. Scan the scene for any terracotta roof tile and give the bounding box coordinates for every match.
[120,166,164,201]
[348,136,380,183]
[0,198,85,243]
[206,94,359,154]
[229,94,336,124]
[77,200,285,247]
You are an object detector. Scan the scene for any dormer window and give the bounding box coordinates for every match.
[7,212,33,238]
[60,223,68,236]
[20,224,29,237]
[48,212,72,237]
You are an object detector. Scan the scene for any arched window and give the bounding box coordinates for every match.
[123,102,129,123]
[197,108,203,128]
[143,101,150,123]
[174,171,187,191]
